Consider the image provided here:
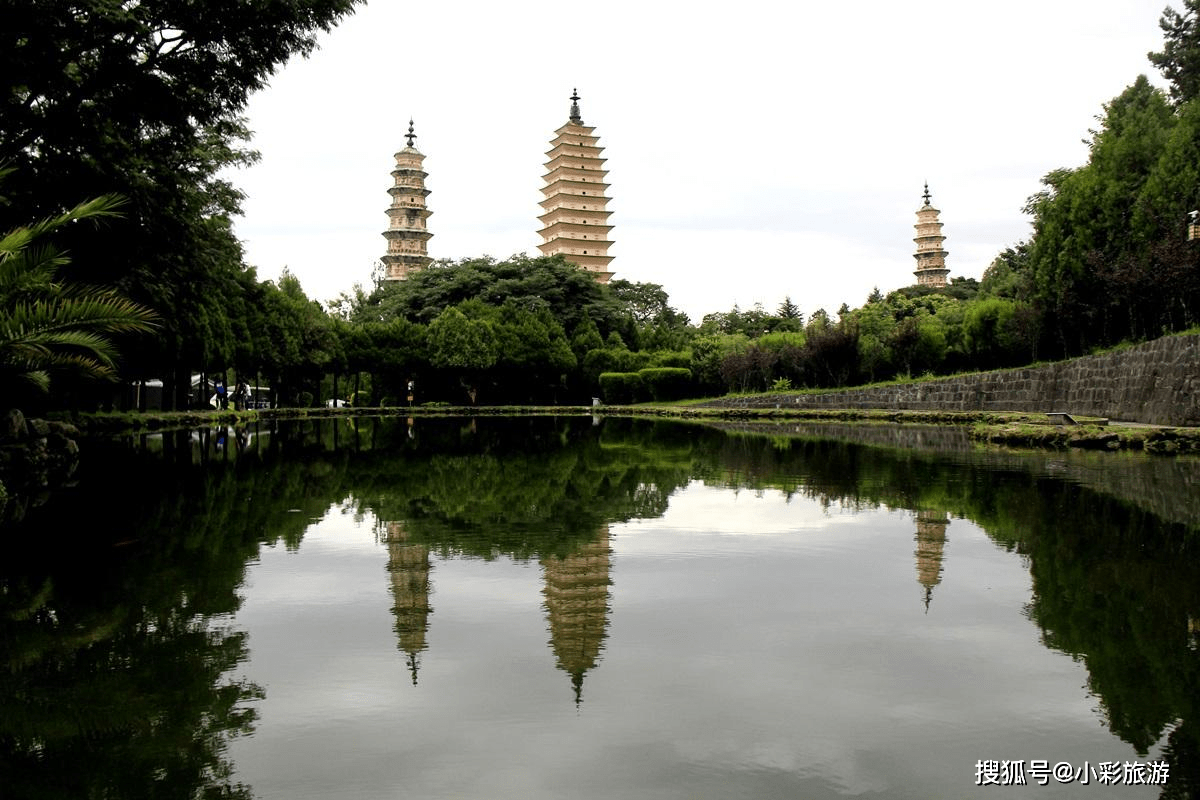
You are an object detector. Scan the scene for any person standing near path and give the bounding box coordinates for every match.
[233,381,249,411]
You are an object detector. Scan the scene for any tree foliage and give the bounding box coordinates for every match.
[1150,0,1200,106]
[1,0,363,408]
[1023,74,1200,354]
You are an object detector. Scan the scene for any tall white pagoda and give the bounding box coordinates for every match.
[381,120,433,281]
[913,183,949,288]
[537,90,615,283]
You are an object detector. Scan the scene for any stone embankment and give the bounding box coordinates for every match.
[0,409,81,522]
[699,334,1200,427]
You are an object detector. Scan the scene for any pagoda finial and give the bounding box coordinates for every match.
[407,652,420,685]
[569,88,582,124]
[405,119,416,148]
[922,181,931,206]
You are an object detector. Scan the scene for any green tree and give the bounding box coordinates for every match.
[0,0,363,407]
[491,301,576,402]
[803,312,859,387]
[361,318,428,404]
[362,254,629,341]
[609,279,670,326]
[852,301,896,382]
[777,295,801,320]
[1025,76,1175,353]
[689,333,746,395]
[980,243,1033,300]
[570,315,605,363]
[1149,0,1200,106]
[1130,97,1200,333]
[963,297,1023,367]
[887,312,945,377]
[427,306,498,402]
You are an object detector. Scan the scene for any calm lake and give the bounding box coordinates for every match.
[2,416,1198,799]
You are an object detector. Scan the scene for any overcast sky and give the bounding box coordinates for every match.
[229,0,1171,322]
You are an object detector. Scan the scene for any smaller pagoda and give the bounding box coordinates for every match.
[912,183,949,288]
[381,120,433,281]
[913,510,950,612]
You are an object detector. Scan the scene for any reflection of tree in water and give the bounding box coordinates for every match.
[6,415,1199,795]
[0,421,364,799]
[0,516,266,797]
[350,418,698,562]
[699,429,1200,796]
[357,419,684,696]
[541,525,612,706]
[993,483,1200,794]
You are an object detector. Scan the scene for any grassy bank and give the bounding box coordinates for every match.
[969,419,1200,454]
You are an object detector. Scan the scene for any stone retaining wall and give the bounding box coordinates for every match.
[699,334,1200,427]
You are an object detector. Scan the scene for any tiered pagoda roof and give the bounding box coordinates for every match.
[537,90,615,283]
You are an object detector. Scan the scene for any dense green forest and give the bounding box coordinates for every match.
[4,1,1200,411]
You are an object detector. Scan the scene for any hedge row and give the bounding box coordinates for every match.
[599,368,693,404]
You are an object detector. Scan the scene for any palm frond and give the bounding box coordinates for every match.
[7,297,159,333]
[0,184,149,394]
[0,245,67,296]
[0,195,126,259]
[15,370,51,393]
[2,328,119,360]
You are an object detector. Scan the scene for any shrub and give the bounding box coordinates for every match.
[637,367,693,401]
[584,347,652,376]
[598,372,644,404]
[651,350,692,369]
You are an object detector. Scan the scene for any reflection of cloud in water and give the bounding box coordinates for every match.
[652,481,863,537]
[674,737,890,797]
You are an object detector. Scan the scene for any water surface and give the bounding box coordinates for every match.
[2,416,1197,799]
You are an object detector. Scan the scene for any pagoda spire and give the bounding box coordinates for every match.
[381,119,433,281]
[569,88,582,124]
[537,90,615,283]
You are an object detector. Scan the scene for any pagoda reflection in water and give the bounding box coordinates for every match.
[914,510,950,612]
[541,525,613,706]
[383,521,433,684]
[381,521,612,702]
